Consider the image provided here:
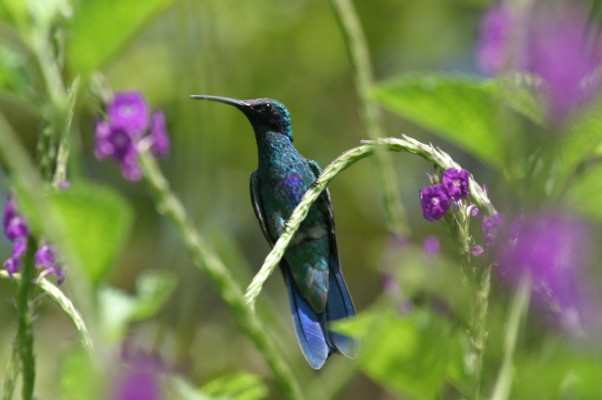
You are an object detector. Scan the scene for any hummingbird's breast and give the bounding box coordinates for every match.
[257,140,324,241]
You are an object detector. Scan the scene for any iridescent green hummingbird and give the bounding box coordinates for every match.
[191,95,357,369]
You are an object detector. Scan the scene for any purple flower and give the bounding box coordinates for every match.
[3,197,29,276]
[482,213,504,247]
[95,91,170,181]
[35,244,65,284]
[4,237,27,275]
[95,122,142,181]
[5,216,29,242]
[497,212,597,333]
[107,92,149,135]
[420,184,451,221]
[525,6,601,121]
[477,2,602,122]
[114,368,162,400]
[149,111,169,157]
[442,168,470,201]
[114,344,165,400]
[471,245,484,257]
[2,195,65,283]
[477,3,514,75]
[470,205,481,218]
[381,273,400,298]
[423,235,440,256]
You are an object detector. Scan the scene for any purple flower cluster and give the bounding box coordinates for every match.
[95,91,170,181]
[497,212,597,333]
[477,3,514,75]
[482,213,504,247]
[3,196,29,275]
[477,1,602,122]
[419,168,470,221]
[114,343,165,400]
[3,196,65,284]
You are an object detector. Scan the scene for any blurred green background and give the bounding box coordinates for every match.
[4,0,588,399]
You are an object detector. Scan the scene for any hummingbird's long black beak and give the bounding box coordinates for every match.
[190,95,250,110]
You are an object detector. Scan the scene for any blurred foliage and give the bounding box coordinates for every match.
[1,0,602,399]
[335,309,473,399]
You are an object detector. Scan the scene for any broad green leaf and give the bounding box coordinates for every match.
[513,348,602,399]
[334,310,473,399]
[548,102,602,193]
[495,73,545,125]
[100,270,177,340]
[60,349,105,400]
[201,371,269,400]
[562,163,602,221]
[167,373,268,400]
[16,183,133,284]
[99,286,137,340]
[67,0,176,76]
[167,377,215,400]
[130,270,178,321]
[374,73,507,169]
[49,183,133,283]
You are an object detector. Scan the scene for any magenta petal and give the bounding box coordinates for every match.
[107,91,150,135]
[149,111,170,157]
[420,184,451,221]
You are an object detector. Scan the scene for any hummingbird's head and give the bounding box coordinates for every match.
[190,95,293,141]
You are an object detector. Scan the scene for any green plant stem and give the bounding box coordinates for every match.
[471,265,492,400]
[491,275,530,400]
[245,135,495,309]
[137,149,303,400]
[16,237,37,400]
[29,29,77,188]
[0,270,94,352]
[2,347,19,400]
[328,0,408,235]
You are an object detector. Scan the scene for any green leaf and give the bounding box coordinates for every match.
[167,372,268,400]
[15,183,133,283]
[562,163,602,221]
[167,377,214,400]
[48,183,133,283]
[67,0,176,76]
[129,270,178,321]
[513,347,602,399]
[374,73,507,169]
[201,371,269,400]
[334,310,473,399]
[100,270,177,340]
[60,349,104,400]
[548,103,602,193]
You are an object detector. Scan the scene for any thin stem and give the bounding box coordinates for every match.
[2,346,19,400]
[52,77,80,188]
[328,0,408,235]
[471,265,492,400]
[491,275,531,400]
[16,237,37,400]
[245,135,496,309]
[137,149,303,400]
[0,270,94,352]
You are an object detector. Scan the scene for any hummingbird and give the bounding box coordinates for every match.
[191,95,357,369]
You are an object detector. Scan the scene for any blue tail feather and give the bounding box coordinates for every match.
[284,268,329,369]
[324,256,358,358]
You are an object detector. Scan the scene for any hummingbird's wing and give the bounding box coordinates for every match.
[250,171,330,368]
[307,160,358,359]
[250,171,272,244]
